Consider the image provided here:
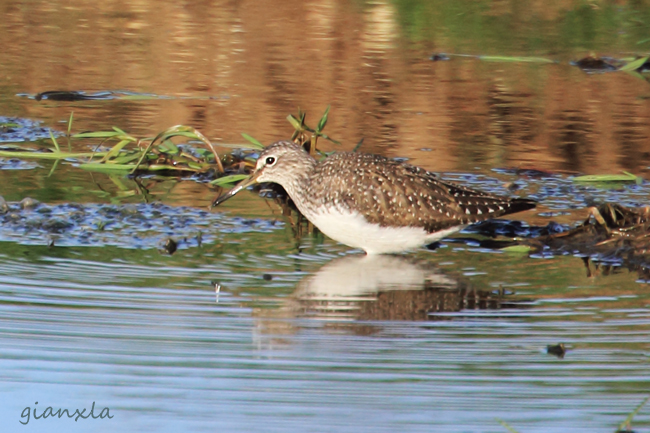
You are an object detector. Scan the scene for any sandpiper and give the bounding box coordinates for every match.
[212,141,536,254]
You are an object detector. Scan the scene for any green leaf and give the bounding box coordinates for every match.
[353,138,364,152]
[0,150,104,160]
[163,131,202,140]
[49,130,60,153]
[187,161,207,170]
[47,159,60,178]
[616,396,649,433]
[79,163,136,172]
[320,133,341,145]
[317,105,330,133]
[479,55,555,64]
[495,419,520,433]
[501,245,532,253]
[572,172,639,183]
[110,153,142,164]
[81,162,196,173]
[158,139,179,155]
[102,140,133,162]
[286,114,302,130]
[210,174,249,186]
[67,112,74,135]
[73,131,122,138]
[241,133,265,149]
[620,56,649,72]
[623,70,647,81]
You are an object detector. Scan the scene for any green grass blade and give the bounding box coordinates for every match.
[353,138,364,152]
[82,162,197,173]
[620,56,649,72]
[48,130,60,153]
[623,70,648,81]
[80,163,140,172]
[317,105,330,133]
[501,245,532,253]
[320,133,341,145]
[47,159,60,178]
[102,139,134,163]
[110,152,142,164]
[165,131,202,140]
[572,172,639,183]
[66,112,74,151]
[241,133,265,150]
[479,55,555,64]
[616,396,649,432]
[0,150,105,160]
[158,139,179,155]
[67,112,74,135]
[495,419,520,433]
[153,125,223,173]
[73,131,122,138]
[212,142,265,150]
[286,114,302,130]
[210,174,249,186]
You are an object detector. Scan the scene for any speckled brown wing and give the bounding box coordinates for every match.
[310,152,535,233]
[438,179,536,222]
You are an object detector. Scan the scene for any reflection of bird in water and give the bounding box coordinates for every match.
[213,141,536,254]
[250,256,531,346]
[290,255,513,322]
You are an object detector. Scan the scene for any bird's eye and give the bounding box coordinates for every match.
[265,156,276,166]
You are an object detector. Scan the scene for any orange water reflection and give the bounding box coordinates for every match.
[1,0,649,178]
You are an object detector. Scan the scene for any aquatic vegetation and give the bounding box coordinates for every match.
[572,171,641,184]
[0,108,336,188]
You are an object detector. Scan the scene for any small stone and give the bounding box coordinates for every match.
[0,196,8,214]
[20,197,39,210]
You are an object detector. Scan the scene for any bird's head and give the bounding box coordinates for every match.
[211,140,314,207]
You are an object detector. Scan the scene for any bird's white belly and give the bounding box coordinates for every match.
[307,208,463,254]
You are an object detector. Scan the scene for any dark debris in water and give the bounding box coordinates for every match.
[571,55,619,73]
[429,53,450,61]
[20,90,228,101]
[546,343,567,359]
[161,238,178,255]
[527,203,650,279]
[34,90,114,101]
[0,197,281,249]
[0,116,61,143]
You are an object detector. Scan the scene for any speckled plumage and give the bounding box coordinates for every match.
[214,140,536,253]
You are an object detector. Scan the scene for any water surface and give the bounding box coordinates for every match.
[1,1,650,432]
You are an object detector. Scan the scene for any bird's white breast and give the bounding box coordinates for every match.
[307,207,463,254]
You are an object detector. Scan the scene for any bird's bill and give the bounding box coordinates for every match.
[211,171,262,207]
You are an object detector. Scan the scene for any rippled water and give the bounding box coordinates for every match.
[0,238,649,433]
[2,0,650,432]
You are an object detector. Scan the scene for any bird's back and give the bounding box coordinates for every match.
[303,152,535,233]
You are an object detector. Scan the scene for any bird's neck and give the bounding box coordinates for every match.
[281,155,318,214]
